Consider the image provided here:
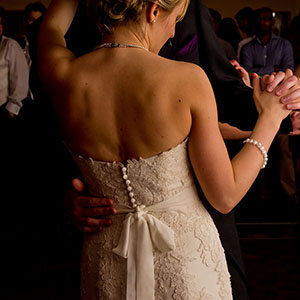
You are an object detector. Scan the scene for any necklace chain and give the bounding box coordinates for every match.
[97,42,149,52]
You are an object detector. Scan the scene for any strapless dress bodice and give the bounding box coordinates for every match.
[70,138,194,207]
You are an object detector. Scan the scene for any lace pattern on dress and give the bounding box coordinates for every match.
[71,139,232,299]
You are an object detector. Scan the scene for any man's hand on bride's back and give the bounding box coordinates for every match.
[65,178,116,233]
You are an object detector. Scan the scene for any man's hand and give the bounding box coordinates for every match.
[219,122,251,140]
[65,178,116,233]
[261,69,300,110]
[289,111,300,135]
[230,59,251,88]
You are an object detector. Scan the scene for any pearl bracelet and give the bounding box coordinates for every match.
[243,138,268,169]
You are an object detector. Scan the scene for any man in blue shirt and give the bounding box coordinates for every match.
[240,7,294,76]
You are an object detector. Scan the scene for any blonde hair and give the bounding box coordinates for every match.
[156,0,189,22]
[87,0,189,33]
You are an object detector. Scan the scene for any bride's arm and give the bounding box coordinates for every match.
[38,0,79,86]
[186,66,292,214]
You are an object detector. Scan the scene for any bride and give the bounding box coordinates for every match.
[38,0,294,299]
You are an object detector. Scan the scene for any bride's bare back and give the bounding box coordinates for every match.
[54,47,192,162]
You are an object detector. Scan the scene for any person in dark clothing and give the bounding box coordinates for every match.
[208,7,222,33]
[208,8,237,60]
[235,7,254,38]
[240,7,294,76]
[25,2,47,25]
[217,17,242,54]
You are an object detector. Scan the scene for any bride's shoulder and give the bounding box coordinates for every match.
[157,57,211,95]
[158,56,208,84]
[155,57,216,109]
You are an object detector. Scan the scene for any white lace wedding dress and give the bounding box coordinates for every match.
[70,139,232,300]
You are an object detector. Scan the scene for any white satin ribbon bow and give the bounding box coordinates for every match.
[112,204,176,300]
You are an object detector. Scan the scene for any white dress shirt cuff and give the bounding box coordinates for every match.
[6,99,22,115]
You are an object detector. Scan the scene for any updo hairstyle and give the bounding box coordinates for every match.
[87,0,189,33]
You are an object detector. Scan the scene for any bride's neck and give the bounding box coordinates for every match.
[101,23,151,51]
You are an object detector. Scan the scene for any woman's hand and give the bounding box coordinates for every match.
[65,178,116,233]
[252,72,292,123]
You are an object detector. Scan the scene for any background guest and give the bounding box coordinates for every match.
[0,6,29,118]
[217,17,242,55]
[240,7,294,76]
[209,8,237,60]
[234,7,255,61]
[25,1,47,25]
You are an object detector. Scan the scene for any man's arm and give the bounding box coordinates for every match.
[295,65,300,78]
[5,39,29,116]
[219,122,251,140]
[289,111,300,135]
